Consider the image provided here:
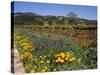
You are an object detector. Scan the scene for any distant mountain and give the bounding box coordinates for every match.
[12,12,97,25]
[14,12,40,16]
[79,18,97,25]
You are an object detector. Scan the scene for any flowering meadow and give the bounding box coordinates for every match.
[11,2,97,73]
[14,27,97,73]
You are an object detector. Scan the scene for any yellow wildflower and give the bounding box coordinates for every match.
[35,58,37,61]
[55,59,59,63]
[69,57,76,62]
[55,53,61,57]
[66,51,70,56]
[31,69,35,73]
[45,66,48,70]
[60,59,64,63]
[57,54,60,57]
[41,69,46,72]
[47,60,50,63]
[34,66,37,69]
[30,48,33,51]
[65,57,69,61]
[29,54,32,58]
[42,57,45,60]
[40,60,44,63]
[40,56,42,58]
[20,43,26,47]
[58,57,61,61]
[60,52,65,58]
[55,54,58,57]
[44,56,46,58]
[23,46,27,50]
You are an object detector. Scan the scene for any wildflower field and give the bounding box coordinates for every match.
[14,25,97,73]
[12,2,97,73]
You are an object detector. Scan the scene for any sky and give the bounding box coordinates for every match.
[12,1,97,20]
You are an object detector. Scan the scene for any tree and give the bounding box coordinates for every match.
[67,12,77,18]
[66,12,78,25]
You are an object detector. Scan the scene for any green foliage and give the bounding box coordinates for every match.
[14,28,97,73]
[66,12,79,25]
[82,47,97,69]
[67,12,77,18]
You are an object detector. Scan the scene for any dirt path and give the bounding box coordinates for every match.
[13,48,25,73]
